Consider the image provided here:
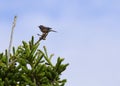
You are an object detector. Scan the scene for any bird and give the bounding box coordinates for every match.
[38,25,57,33]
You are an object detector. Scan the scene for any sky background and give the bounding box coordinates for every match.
[0,0,120,86]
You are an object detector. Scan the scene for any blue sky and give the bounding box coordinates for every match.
[0,0,120,86]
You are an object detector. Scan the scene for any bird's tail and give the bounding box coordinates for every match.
[50,29,57,32]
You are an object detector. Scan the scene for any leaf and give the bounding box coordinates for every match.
[43,46,48,57]
[12,47,16,55]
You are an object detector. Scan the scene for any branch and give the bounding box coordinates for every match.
[7,16,17,66]
[35,33,48,45]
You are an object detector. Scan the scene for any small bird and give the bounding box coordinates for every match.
[38,25,57,33]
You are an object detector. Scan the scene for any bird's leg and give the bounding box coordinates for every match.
[35,32,49,45]
[40,33,48,40]
[42,33,48,40]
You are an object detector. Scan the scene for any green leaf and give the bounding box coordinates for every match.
[43,46,48,57]
[12,47,16,55]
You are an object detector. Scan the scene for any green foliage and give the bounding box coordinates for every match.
[0,36,69,86]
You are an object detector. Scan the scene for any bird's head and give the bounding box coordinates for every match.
[38,25,44,29]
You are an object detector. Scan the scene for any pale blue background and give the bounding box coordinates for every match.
[0,0,120,86]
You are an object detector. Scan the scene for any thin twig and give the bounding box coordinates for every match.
[7,16,17,66]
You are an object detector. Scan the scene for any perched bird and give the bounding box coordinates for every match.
[38,25,57,33]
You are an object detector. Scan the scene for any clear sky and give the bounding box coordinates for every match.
[0,0,120,86]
